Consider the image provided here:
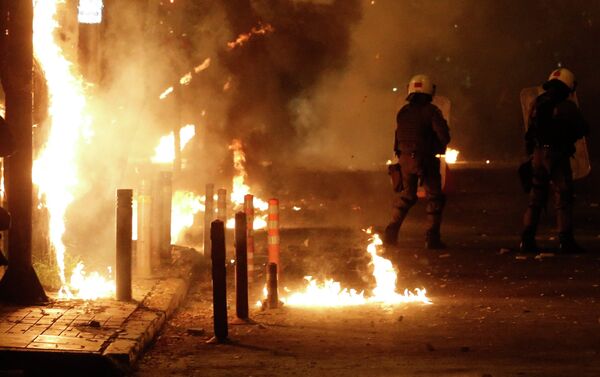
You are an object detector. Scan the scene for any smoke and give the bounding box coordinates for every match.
[218,0,362,166]
[298,0,600,168]
[49,0,600,267]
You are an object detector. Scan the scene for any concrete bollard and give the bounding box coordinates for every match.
[235,212,249,320]
[266,262,279,309]
[217,188,227,222]
[116,189,133,301]
[159,171,172,261]
[203,184,214,257]
[136,181,152,277]
[267,198,280,271]
[244,194,254,283]
[210,220,228,342]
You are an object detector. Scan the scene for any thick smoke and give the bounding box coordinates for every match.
[218,0,362,166]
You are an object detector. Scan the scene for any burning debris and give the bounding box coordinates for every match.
[159,58,211,100]
[227,23,275,50]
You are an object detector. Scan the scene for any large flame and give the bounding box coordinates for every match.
[151,124,196,164]
[171,191,204,243]
[33,0,113,299]
[270,230,431,307]
[226,139,268,229]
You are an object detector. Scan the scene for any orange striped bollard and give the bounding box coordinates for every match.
[267,199,280,273]
[244,195,255,283]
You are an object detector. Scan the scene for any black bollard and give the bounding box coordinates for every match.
[116,189,133,301]
[235,212,249,320]
[211,220,228,342]
[203,184,214,257]
[266,262,279,309]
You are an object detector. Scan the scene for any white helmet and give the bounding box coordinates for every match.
[545,68,576,91]
[407,74,436,96]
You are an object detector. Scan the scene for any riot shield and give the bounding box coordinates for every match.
[520,86,591,180]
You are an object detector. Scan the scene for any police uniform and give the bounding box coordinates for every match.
[521,68,589,254]
[384,75,450,249]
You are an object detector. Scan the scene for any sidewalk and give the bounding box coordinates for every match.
[0,246,201,376]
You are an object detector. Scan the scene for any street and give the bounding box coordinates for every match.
[135,167,600,377]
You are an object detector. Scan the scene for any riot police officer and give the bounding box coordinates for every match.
[384,74,450,249]
[520,68,589,254]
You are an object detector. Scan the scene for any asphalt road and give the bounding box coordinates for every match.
[135,166,600,377]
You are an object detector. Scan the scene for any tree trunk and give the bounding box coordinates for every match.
[0,0,48,304]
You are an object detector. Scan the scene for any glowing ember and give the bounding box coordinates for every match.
[444,148,460,164]
[160,58,211,100]
[227,23,275,50]
[159,86,174,100]
[151,124,196,163]
[436,148,460,164]
[264,230,431,307]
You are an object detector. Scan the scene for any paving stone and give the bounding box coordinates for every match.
[0,333,37,348]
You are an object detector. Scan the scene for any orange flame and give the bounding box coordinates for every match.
[33,0,114,300]
[227,23,275,50]
[262,229,431,307]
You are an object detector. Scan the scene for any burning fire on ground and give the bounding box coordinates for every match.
[32,0,115,300]
[261,229,431,307]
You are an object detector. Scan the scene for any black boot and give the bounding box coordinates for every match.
[519,231,538,254]
[425,230,446,250]
[384,223,400,246]
[559,233,585,254]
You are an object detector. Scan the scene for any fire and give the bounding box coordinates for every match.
[226,139,268,229]
[269,230,431,307]
[227,23,275,50]
[437,147,460,164]
[159,58,211,100]
[68,263,115,300]
[171,191,204,243]
[33,1,113,299]
[151,124,196,164]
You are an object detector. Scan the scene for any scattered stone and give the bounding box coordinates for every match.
[482,374,493,377]
[425,343,435,352]
[187,328,205,336]
[460,346,470,352]
[515,255,528,260]
[397,316,404,322]
[499,248,511,254]
[438,253,450,258]
[88,320,101,328]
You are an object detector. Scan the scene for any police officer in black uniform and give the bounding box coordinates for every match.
[384,74,450,249]
[520,68,589,254]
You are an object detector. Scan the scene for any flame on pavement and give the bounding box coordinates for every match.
[264,229,431,307]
